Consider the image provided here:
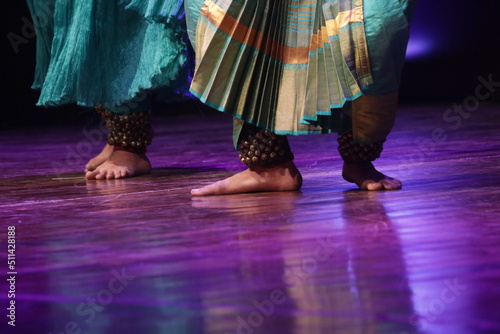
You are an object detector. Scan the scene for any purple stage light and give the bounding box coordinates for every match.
[406,36,434,59]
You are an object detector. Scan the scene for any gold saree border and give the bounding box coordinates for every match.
[200,0,365,65]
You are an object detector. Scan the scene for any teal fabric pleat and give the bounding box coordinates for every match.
[26,0,57,90]
[27,0,188,114]
[127,0,184,23]
[362,0,417,95]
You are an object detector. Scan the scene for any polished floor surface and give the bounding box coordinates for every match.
[1,103,500,334]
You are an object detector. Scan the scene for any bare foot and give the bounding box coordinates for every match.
[191,161,303,196]
[342,161,402,191]
[85,150,151,180]
[85,144,114,172]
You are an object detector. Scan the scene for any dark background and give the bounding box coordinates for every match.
[2,0,500,129]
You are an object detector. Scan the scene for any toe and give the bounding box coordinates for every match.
[191,182,224,196]
[191,186,211,196]
[113,170,126,179]
[366,182,384,191]
[85,171,97,180]
[360,179,383,191]
[120,169,128,179]
[381,178,402,190]
[95,170,106,180]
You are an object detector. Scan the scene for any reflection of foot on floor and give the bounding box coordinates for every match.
[85,144,114,172]
[191,191,301,211]
[191,161,303,196]
[84,178,126,192]
[85,150,151,180]
[342,161,402,191]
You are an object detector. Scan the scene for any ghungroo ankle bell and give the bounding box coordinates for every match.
[96,107,152,154]
[238,127,294,168]
[337,131,385,163]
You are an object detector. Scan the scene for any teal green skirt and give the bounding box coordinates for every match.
[27,0,188,114]
[185,0,417,135]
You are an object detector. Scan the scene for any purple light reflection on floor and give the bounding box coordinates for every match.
[1,104,500,334]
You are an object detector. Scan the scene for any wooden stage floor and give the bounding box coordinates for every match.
[1,103,500,334]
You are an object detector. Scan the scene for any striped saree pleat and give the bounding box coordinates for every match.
[189,0,373,135]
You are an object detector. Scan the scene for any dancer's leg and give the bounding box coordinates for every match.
[339,93,402,190]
